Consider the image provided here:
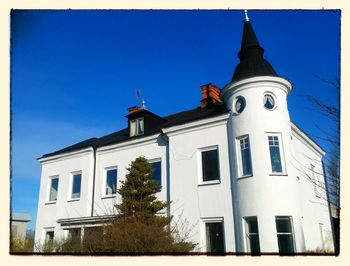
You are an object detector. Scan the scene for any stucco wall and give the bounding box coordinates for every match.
[291,128,334,251]
[93,134,167,216]
[165,116,234,252]
[35,148,95,243]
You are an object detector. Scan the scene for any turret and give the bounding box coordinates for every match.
[222,12,304,253]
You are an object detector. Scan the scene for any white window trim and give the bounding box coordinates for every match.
[267,133,287,176]
[43,227,55,243]
[200,217,225,253]
[46,175,59,204]
[234,96,246,114]
[102,166,118,198]
[319,223,325,249]
[130,117,144,137]
[68,171,82,201]
[236,135,253,178]
[149,158,162,189]
[242,216,260,253]
[197,145,221,185]
[64,227,82,241]
[263,91,277,111]
[275,216,296,253]
[148,158,161,164]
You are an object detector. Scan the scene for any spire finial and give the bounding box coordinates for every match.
[244,10,250,22]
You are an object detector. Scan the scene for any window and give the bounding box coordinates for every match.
[130,117,144,136]
[45,230,54,243]
[49,176,59,202]
[151,161,162,188]
[201,148,220,182]
[44,229,55,251]
[268,135,283,173]
[67,228,81,242]
[244,217,261,254]
[319,223,325,248]
[235,96,246,114]
[238,136,252,177]
[275,216,295,254]
[263,93,276,110]
[105,168,117,196]
[205,221,225,253]
[71,172,81,199]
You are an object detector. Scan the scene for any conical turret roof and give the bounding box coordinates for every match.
[232,14,279,82]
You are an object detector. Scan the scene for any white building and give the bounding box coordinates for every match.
[34,14,334,254]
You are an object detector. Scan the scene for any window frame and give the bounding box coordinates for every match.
[69,171,82,201]
[198,145,221,185]
[267,133,287,176]
[275,216,296,254]
[130,117,144,137]
[319,223,325,249]
[263,92,277,111]
[65,227,82,242]
[44,228,55,244]
[47,175,59,204]
[149,158,162,189]
[201,217,226,253]
[243,216,261,254]
[236,135,253,178]
[103,166,118,198]
[234,96,246,114]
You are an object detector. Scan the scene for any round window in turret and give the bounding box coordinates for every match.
[235,96,246,114]
[263,94,276,110]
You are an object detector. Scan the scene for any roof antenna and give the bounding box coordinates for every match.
[136,88,141,107]
[244,10,250,22]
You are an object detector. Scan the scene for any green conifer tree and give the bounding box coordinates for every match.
[107,156,196,253]
[116,156,169,223]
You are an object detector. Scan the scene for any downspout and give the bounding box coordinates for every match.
[90,145,97,217]
[226,114,243,253]
[160,130,171,219]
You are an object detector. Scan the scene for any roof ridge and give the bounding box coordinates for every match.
[163,106,201,119]
[40,104,228,159]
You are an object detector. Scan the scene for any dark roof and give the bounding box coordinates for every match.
[232,19,279,82]
[41,104,229,159]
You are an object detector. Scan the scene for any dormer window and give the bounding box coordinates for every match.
[126,107,166,137]
[130,117,144,136]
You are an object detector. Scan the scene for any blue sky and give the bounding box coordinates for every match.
[11,10,340,230]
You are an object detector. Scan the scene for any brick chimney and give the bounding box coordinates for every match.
[127,106,144,114]
[200,83,222,108]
